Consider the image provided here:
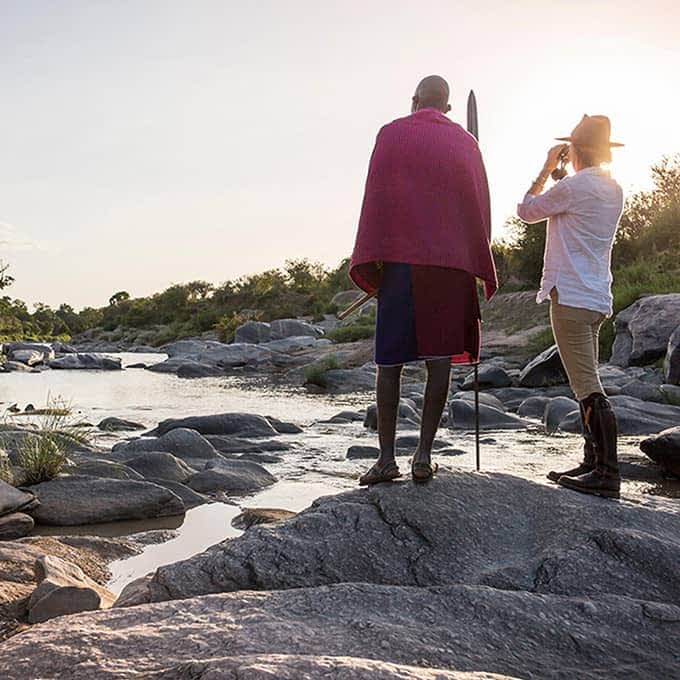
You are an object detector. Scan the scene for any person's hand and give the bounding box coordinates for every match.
[544,144,569,172]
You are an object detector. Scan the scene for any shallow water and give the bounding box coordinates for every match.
[0,353,364,428]
[4,354,679,593]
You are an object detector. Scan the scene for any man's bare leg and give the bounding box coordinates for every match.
[414,358,451,465]
[377,364,403,465]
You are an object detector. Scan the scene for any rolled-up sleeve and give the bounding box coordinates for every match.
[517,180,572,224]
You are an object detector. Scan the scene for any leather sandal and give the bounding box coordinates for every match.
[359,460,401,486]
[411,459,438,483]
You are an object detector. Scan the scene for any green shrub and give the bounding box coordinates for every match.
[7,397,93,485]
[327,322,375,344]
[18,434,68,485]
[303,356,341,387]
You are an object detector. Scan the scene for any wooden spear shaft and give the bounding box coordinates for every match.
[337,291,377,320]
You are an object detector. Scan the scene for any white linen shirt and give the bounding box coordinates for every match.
[517,167,624,316]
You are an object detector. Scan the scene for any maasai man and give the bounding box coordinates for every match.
[350,75,497,485]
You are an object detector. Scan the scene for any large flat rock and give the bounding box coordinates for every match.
[1,583,677,679]
[28,476,185,525]
[148,413,278,438]
[611,294,680,367]
[128,471,679,607]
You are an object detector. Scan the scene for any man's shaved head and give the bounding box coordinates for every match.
[412,75,451,113]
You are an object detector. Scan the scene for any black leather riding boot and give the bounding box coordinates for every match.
[558,393,620,499]
[547,401,596,482]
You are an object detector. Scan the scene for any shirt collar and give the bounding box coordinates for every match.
[575,166,609,178]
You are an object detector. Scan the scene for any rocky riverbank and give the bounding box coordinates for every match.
[0,290,678,677]
[1,472,678,679]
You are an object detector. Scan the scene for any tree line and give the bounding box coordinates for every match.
[1,155,678,345]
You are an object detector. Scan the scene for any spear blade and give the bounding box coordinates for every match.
[467,90,479,141]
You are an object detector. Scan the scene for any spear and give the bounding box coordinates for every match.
[339,90,484,471]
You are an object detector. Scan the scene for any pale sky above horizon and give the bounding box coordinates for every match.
[1,1,679,309]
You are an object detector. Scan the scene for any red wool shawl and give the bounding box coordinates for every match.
[350,107,498,300]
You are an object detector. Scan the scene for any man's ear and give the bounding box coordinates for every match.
[446,104,451,113]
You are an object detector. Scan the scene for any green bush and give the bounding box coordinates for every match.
[327,321,375,344]
[303,356,341,387]
[8,397,92,485]
[18,434,68,485]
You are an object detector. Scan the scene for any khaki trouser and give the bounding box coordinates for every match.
[549,289,606,402]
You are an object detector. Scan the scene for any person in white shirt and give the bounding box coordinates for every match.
[517,115,624,499]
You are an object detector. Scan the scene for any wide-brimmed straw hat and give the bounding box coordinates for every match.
[556,114,624,149]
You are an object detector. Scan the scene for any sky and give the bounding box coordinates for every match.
[1,0,679,309]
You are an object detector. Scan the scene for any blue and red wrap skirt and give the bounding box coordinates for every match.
[375,262,480,366]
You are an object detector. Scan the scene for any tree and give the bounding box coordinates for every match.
[109,291,130,306]
[0,261,14,290]
[500,216,547,289]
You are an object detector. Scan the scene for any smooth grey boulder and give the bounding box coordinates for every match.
[176,362,224,378]
[270,318,322,340]
[187,459,276,494]
[599,364,636,390]
[123,452,194,483]
[558,395,680,436]
[205,436,291,455]
[266,416,303,434]
[543,396,579,435]
[263,336,324,352]
[665,325,680,385]
[148,413,278,438]
[487,387,540,411]
[611,294,680,367]
[5,581,680,679]
[127,471,679,609]
[619,379,666,403]
[27,554,115,623]
[640,426,680,478]
[49,353,122,370]
[3,341,55,361]
[461,365,513,390]
[151,341,272,373]
[517,396,551,419]
[451,391,505,412]
[518,345,567,387]
[346,445,380,460]
[0,479,37,516]
[232,507,297,530]
[448,400,526,430]
[364,401,420,430]
[0,511,34,539]
[310,368,377,393]
[65,459,145,481]
[326,410,365,423]
[9,349,45,366]
[233,320,271,344]
[28,476,185,525]
[113,427,219,462]
[97,417,145,432]
[145,479,210,508]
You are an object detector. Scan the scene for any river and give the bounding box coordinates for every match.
[2,353,676,593]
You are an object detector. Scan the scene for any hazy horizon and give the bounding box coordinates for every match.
[2,1,679,310]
